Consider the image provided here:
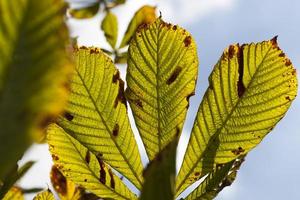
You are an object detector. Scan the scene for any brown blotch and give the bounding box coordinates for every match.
[270,36,278,47]
[112,124,119,137]
[175,127,181,137]
[85,150,91,164]
[97,158,106,184]
[84,179,87,182]
[285,59,292,66]
[63,112,74,121]
[135,99,143,108]
[51,166,67,195]
[292,69,296,76]
[285,96,291,101]
[167,66,182,85]
[114,79,127,108]
[228,45,235,59]
[231,147,245,155]
[172,25,177,30]
[108,169,115,189]
[194,172,200,176]
[186,92,195,102]
[52,154,59,161]
[237,45,246,97]
[79,46,88,50]
[184,36,192,47]
[279,52,285,57]
[112,71,120,83]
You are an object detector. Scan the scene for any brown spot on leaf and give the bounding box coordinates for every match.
[167,66,182,85]
[231,147,245,155]
[108,169,115,189]
[63,112,74,121]
[52,154,59,161]
[285,59,292,66]
[285,96,291,101]
[271,36,278,47]
[114,79,127,108]
[135,99,143,108]
[85,151,91,164]
[84,179,87,182]
[184,36,192,47]
[194,172,200,176]
[228,45,235,59]
[237,45,245,97]
[51,166,67,195]
[79,46,88,50]
[112,124,119,137]
[292,69,296,76]
[112,71,120,83]
[97,157,106,184]
[279,52,285,57]
[173,25,177,30]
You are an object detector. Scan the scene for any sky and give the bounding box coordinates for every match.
[19,0,300,199]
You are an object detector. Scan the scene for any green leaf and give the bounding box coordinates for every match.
[33,190,55,200]
[184,157,244,200]
[54,47,144,189]
[126,18,198,160]
[0,161,35,199]
[101,11,118,49]
[0,0,72,180]
[119,5,156,48]
[3,187,24,200]
[140,138,177,200]
[47,124,137,200]
[176,38,298,196]
[69,3,100,19]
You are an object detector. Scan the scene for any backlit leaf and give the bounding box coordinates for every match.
[119,5,156,48]
[184,157,244,200]
[0,0,72,179]
[126,18,198,160]
[140,139,177,200]
[55,47,144,189]
[48,124,138,200]
[101,11,118,49]
[176,38,298,196]
[69,3,100,19]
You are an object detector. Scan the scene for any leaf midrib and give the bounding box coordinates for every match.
[74,64,143,189]
[176,44,273,194]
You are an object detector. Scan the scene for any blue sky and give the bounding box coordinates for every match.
[19,0,300,199]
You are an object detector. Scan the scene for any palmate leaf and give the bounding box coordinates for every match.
[176,38,298,196]
[55,47,144,189]
[126,18,198,160]
[140,138,177,200]
[48,124,137,200]
[184,157,244,200]
[33,190,55,200]
[0,0,72,179]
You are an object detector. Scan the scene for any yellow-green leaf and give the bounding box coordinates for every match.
[33,190,55,200]
[119,5,156,48]
[140,139,177,200]
[126,18,198,160]
[54,47,144,189]
[176,38,298,196]
[69,3,100,19]
[185,157,244,200]
[47,124,137,200]
[101,11,118,49]
[3,187,24,200]
[115,52,128,64]
[51,165,83,200]
[0,0,72,179]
